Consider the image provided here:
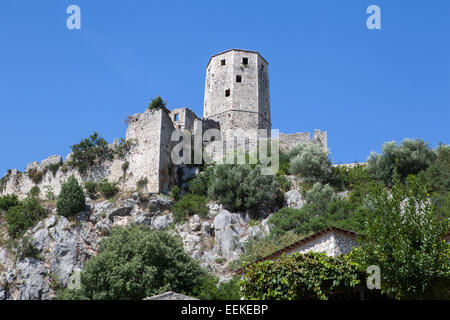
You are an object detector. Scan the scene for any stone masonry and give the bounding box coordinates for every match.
[0,49,327,198]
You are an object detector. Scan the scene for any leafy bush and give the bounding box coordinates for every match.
[45,161,62,177]
[98,180,119,199]
[84,181,99,199]
[330,164,374,192]
[83,180,118,200]
[352,173,450,299]
[366,138,437,185]
[136,177,148,191]
[0,194,19,212]
[6,198,46,238]
[59,226,206,300]
[270,182,368,236]
[417,143,450,194]
[289,143,332,184]
[193,274,241,300]
[17,236,42,260]
[276,174,292,193]
[241,252,365,300]
[28,186,41,199]
[172,194,208,223]
[69,132,113,175]
[147,96,167,111]
[208,164,283,216]
[188,167,213,197]
[57,176,86,217]
[170,185,181,201]
[115,139,135,159]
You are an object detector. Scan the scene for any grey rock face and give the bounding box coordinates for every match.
[108,204,133,222]
[152,214,173,230]
[16,259,50,300]
[286,189,305,209]
[0,193,274,300]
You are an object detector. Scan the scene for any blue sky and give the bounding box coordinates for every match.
[0,0,449,175]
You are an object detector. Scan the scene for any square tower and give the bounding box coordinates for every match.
[203,49,271,132]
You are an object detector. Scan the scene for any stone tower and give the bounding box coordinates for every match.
[203,49,271,132]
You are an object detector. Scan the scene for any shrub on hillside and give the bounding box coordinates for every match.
[366,138,437,185]
[170,185,181,201]
[172,194,208,223]
[68,132,113,175]
[0,194,19,212]
[84,181,99,199]
[269,182,368,236]
[208,164,283,216]
[6,198,46,238]
[28,186,41,199]
[98,180,119,199]
[352,173,450,299]
[330,164,374,192]
[57,176,86,217]
[417,143,450,194]
[58,226,206,300]
[188,167,214,197]
[288,143,332,184]
[83,180,119,200]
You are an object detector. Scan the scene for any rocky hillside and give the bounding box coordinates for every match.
[0,191,276,300]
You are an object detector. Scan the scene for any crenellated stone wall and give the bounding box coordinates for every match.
[278,129,327,153]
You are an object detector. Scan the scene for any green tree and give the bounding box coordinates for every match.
[59,226,206,300]
[288,143,332,184]
[208,164,283,216]
[172,194,208,223]
[366,139,437,185]
[57,176,86,217]
[147,96,167,111]
[352,173,450,299]
[5,197,46,238]
[0,194,19,212]
[69,132,112,174]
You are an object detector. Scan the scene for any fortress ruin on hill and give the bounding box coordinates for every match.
[0,49,327,199]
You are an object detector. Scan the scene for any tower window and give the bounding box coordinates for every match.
[174,113,179,121]
[243,57,248,65]
[225,89,230,97]
[236,75,242,82]
[221,59,226,66]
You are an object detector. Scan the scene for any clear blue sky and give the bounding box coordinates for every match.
[0,0,449,176]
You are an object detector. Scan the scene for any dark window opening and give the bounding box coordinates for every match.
[225,89,230,97]
[243,57,248,65]
[221,59,226,66]
[174,113,179,121]
[236,75,242,83]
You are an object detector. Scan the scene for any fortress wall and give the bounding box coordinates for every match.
[1,108,170,200]
[278,130,328,153]
[0,157,126,200]
[125,108,167,193]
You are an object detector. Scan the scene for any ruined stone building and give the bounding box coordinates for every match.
[1,49,327,198]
